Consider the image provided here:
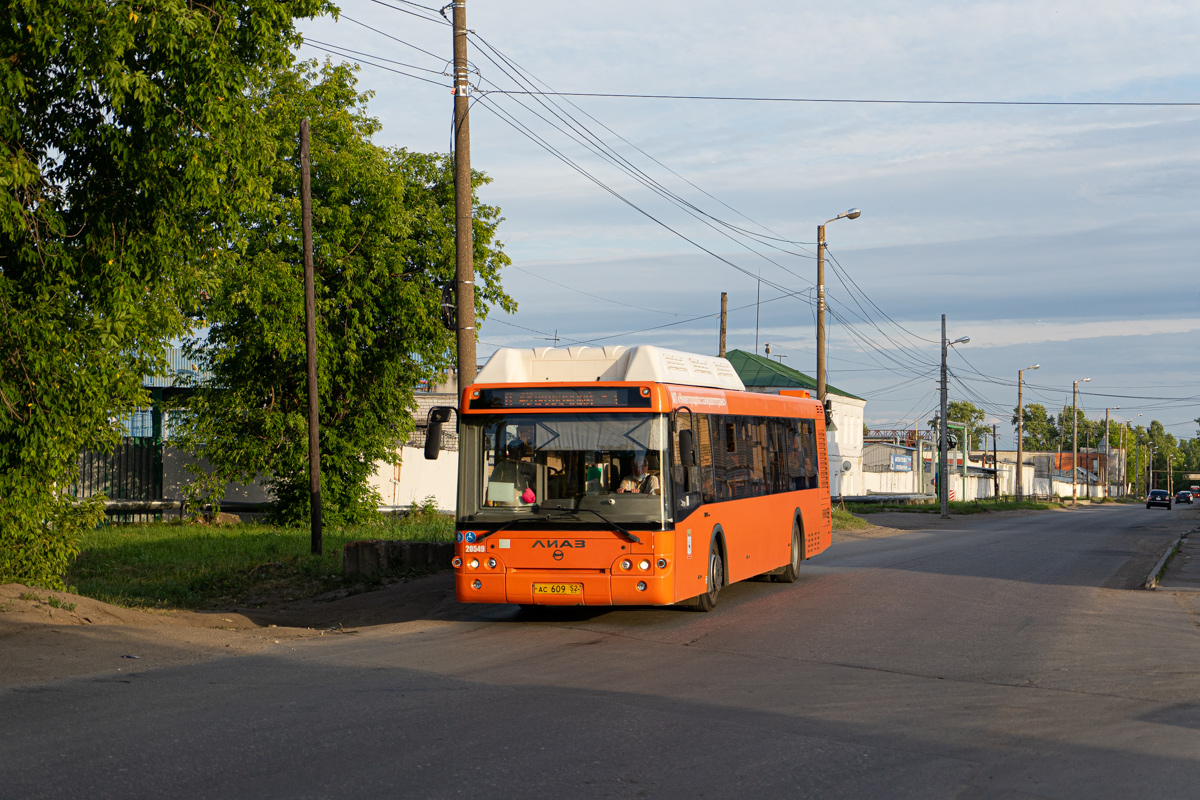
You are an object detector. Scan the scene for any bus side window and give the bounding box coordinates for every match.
[710,415,732,502]
[799,418,819,489]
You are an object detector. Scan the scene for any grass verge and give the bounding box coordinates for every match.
[846,499,1054,515]
[832,508,875,531]
[67,512,455,611]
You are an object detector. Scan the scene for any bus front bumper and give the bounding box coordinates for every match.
[454,569,674,606]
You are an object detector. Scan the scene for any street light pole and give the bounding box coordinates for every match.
[816,208,860,405]
[1016,364,1039,501]
[1103,406,1118,499]
[939,315,970,518]
[1072,377,1090,504]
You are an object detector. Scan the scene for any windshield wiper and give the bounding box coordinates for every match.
[475,514,551,542]
[547,508,641,544]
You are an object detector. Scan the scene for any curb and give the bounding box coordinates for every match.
[1143,527,1198,590]
[342,540,455,577]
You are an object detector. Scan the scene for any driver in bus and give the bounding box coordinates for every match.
[617,453,661,495]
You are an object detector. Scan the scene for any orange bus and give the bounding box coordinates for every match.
[425,345,832,611]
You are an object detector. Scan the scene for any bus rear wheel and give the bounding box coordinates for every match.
[694,542,724,612]
[774,523,802,584]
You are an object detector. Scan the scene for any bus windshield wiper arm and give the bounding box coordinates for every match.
[476,514,550,542]
[549,508,641,544]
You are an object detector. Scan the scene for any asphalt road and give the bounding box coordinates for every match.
[5,505,1200,799]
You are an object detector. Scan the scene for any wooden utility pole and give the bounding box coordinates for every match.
[992,423,999,499]
[452,1,477,387]
[939,315,949,518]
[300,119,322,555]
[816,225,827,403]
[718,292,728,357]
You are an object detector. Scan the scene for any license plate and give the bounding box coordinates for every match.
[532,583,583,596]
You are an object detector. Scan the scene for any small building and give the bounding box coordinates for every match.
[724,349,866,498]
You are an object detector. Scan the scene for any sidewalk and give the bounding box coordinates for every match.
[1156,530,1200,590]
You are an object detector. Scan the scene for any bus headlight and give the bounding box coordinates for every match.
[471,579,482,589]
[468,558,479,569]
[452,556,462,568]
[639,559,651,571]
[656,558,667,569]
[621,559,632,571]
[487,557,497,569]
[636,581,647,591]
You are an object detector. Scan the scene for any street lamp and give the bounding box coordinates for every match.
[1072,377,1090,504]
[816,208,860,407]
[1016,363,1039,501]
[939,314,970,518]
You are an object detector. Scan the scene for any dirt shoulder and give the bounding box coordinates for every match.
[0,577,452,690]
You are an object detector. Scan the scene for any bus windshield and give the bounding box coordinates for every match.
[457,413,669,527]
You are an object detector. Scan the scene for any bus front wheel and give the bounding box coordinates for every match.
[694,539,724,612]
[774,523,802,584]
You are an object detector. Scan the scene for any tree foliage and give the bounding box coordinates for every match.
[1012,403,1059,451]
[0,1,325,586]
[173,61,514,524]
[930,400,988,449]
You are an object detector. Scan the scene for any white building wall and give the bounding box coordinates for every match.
[368,447,458,513]
[827,396,866,498]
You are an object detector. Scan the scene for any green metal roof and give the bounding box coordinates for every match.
[725,349,863,401]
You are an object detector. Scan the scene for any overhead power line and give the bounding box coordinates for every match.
[486,90,1200,107]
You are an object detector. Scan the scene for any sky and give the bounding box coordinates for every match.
[297,1,1200,446]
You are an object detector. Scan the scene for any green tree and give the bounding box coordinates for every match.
[1,0,325,586]
[930,400,987,449]
[174,61,514,524]
[1012,403,1059,451]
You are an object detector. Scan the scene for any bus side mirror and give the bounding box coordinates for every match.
[678,429,697,467]
[424,423,442,460]
[424,406,454,460]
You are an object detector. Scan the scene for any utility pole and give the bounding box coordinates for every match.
[300,119,322,555]
[1071,378,1089,504]
[815,208,860,405]
[938,317,970,517]
[939,315,949,518]
[993,423,999,499]
[1104,407,1112,499]
[1016,364,1038,501]
[817,227,827,403]
[718,292,728,358]
[452,0,477,387]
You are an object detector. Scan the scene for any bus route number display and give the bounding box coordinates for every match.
[471,387,651,409]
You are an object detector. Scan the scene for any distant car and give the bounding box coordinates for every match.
[1147,490,1172,509]
[1175,490,1193,505]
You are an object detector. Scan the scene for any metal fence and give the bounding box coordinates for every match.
[71,437,163,522]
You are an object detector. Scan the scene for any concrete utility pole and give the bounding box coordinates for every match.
[1072,377,1090,504]
[300,119,322,555]
[718,292,728,358]
[938,316,969,517]
[452,0,477,387]
[816,208,860,404]
[1016,364,1038,500]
